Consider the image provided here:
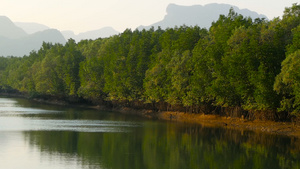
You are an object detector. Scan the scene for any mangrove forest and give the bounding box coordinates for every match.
[1,4,300,121]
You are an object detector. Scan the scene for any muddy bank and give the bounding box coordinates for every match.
[157,111,300,138]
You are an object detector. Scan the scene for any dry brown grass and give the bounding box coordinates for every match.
[158,111,300,138]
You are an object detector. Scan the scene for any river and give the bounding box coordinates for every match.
[0,97,299,169]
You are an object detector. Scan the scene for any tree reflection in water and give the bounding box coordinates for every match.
[23,122,300,169]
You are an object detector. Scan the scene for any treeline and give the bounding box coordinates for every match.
[1,5,300,120]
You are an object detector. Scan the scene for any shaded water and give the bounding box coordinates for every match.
[0,97,299,169]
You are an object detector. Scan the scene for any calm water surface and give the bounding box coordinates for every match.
[0,97,299,169]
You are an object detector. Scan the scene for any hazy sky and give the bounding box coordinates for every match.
[0,0,297,34]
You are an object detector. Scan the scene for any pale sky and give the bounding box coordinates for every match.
[0,0,298,34]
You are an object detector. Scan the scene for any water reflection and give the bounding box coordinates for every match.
[22,123,300,169]
[0,97,299,169]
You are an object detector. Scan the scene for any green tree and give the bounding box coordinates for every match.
[78,39,106,102]
[33,44,65,96]
[274,50,300,115]
[204,8,252,107]
[144,49,172,103]
[166,50,192,105]
[184,30,211,107]
[60,39,85,96]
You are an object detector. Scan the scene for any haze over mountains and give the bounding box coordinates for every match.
[0,16,66,56]
[14,22,50,34]
[0,16,28,39]
[14,22,119,42]
[0,3,267,57]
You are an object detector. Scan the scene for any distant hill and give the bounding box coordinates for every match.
[15,20,119,42]
[138,3,268,30]
[0,29,66,56]
[0,16,28,39]
[14,22,50,34]
[0,16,66,56]
[61,27,119,42]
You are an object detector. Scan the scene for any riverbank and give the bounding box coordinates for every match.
[158,111,300,138]
[112,106,300,138]
[1,93,300,138]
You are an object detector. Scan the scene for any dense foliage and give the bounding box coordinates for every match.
[1,5,300,119]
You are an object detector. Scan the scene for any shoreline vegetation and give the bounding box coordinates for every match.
[1,5,300,137]
[1,92,300,138]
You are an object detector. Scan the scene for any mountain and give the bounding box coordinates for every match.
[0,16,28,39]
[138,3,268,30]
[0,16,66,56]
[61,27,119,42]
[0,29,66,56]
[15,21,119,42]
[14,22,50,34]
